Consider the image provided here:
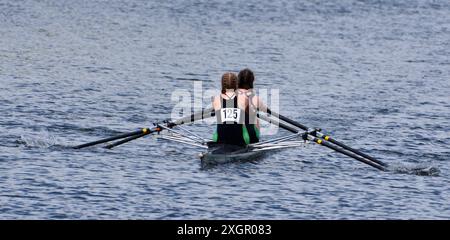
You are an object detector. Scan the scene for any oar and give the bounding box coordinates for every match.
[104,131,152,149]
[73,128,151,149]
[73,108,215,150]
[257,113,386,171]
[104,108,215,149]
[169,107,215,126]
[266,108,387,167]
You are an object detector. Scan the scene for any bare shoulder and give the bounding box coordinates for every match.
[236,93,247,109]
[237,89,246,95]
[252,95,261,104]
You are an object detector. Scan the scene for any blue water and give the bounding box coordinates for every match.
[1,0,449,219]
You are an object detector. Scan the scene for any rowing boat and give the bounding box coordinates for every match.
[153,122,307,166]
[199,143,265,165]
[72,107,438,176]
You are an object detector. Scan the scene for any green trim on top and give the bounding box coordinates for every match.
[242,125,250,145]
[212,131,218,142]
[254,125,260,140]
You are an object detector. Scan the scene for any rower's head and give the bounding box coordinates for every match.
[221,72,238,94]
[238,68,254,90]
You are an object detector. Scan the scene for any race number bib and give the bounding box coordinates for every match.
[220,108,241,122]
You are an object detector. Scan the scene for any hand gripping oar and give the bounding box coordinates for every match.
[266,108,387,167]
[257,113,386,171]
[73,108,215,149]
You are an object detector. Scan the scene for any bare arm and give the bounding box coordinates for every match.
[252,95,268,113]
[212,96,221,110]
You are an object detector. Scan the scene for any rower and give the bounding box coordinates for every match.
[237,68,268,144]
[212,72,250,146]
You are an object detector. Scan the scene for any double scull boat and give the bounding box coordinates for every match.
[72,108,438,175]
[152,115,306,166]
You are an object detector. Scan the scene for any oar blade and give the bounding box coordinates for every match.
[387,164,440,176]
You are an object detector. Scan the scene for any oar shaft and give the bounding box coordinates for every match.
[104,132,150,149]
[73,128,149,149]
[171,107,215,126]
[310,136,386,171]
[267,108,308,131]
[266,108,387,167]
[257,113,386,171]
[321,136,387,167]
[74,108,215,150]
[106,108,215,149]
[257,113,298,133]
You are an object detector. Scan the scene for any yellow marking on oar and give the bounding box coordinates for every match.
[324,136,330,141]
[142,128,149,133]
[317,139,322,144]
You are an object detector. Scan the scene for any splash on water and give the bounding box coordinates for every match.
[18,129,58,148]
[387,163,441,177]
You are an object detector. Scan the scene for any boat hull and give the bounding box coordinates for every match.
[200,143,264,165]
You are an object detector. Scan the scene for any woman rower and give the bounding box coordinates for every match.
[237,68,267,144]
[212,72,252,146]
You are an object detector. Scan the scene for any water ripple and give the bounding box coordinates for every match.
[0,0,449,219]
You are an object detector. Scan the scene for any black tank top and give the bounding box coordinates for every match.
[215,95,248,146]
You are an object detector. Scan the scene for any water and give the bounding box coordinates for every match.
[1,0,449,219]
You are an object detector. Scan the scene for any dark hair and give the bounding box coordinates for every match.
[221,72,238,94]
[238,68,254,89]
